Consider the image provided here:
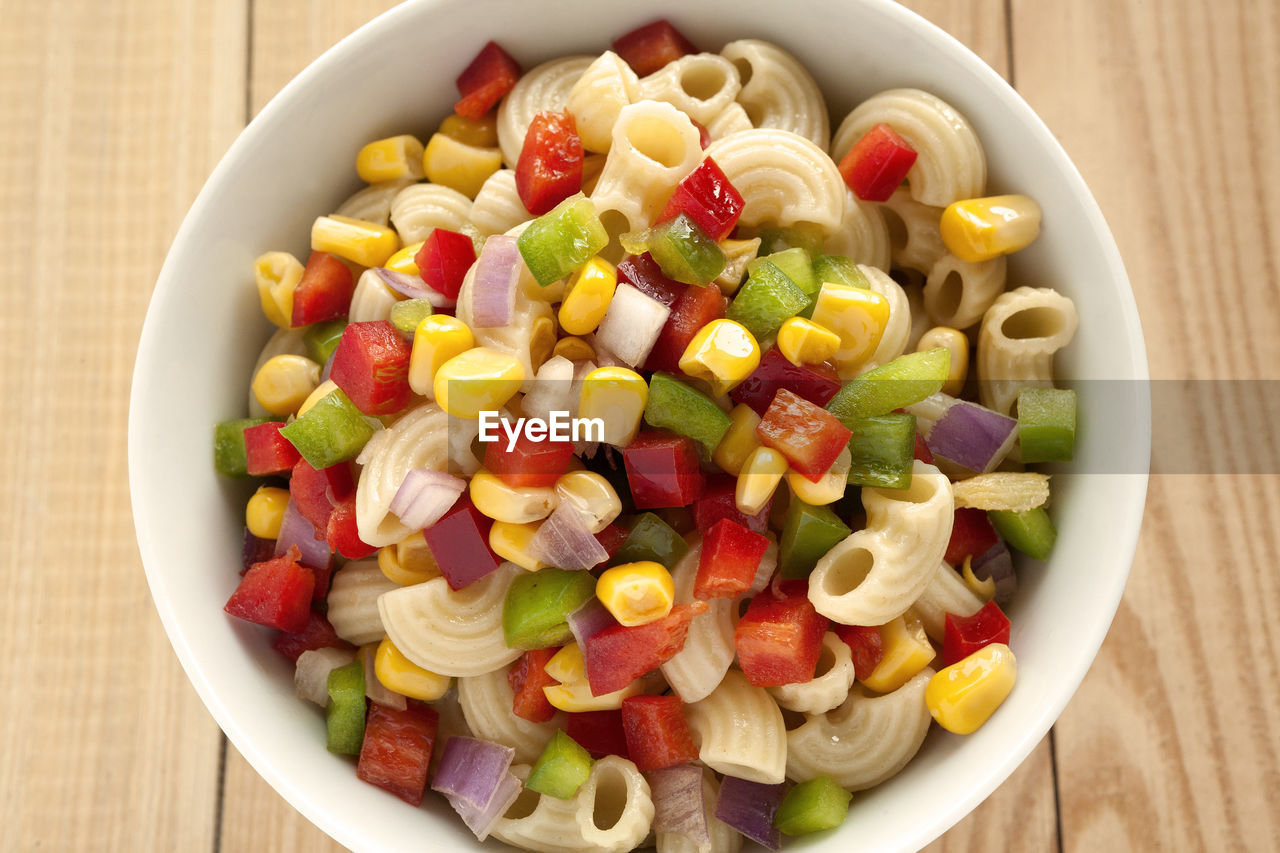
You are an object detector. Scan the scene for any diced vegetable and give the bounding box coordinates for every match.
[390,468,468,532]
[838,122,918,202]
[415,227,477,301]
[224,546,315,633]
[517,194,608,287]
[832,624,884,682]
[726,260,810,340]
[389,299,433,338]
[422,495,503,589]
[243,422,301,477]
[946,507,1000,567]
[325,659,367,755]
[454,41,522,121]
[940,194,1043,263]
[213,416,278,478]
[643,278,726,373]
[756,388,853,482]
[564,710,630,760]
[825,347,951,424]
[508,648,560,723]
[1017,387,1077,463]
[559,256,617,336]
[756,223,826,257]
[303,319,348,366]
[288,458,354,533]
[863,612,936,693]
[988,507,1057,561]
[643,372,733,453]
[620,694,698,771]
[647,764,709,843]
[972,540,1017,604]
[774,775,851,836]
[242,528,275,572]
[326,497,377,560]
[433,347,525,418]
[731,347,842,416]
[622,431,706,510]
[678,319,760,396]
[582,601,707,695]
[715,775,786,851]
[734,580,828,686]
[925,643,1017,734]
[944,600,1012,666]
[845,413,917,489]
[811,254,869,290]
[356,702,439,806]
[503,568,598,650]
[484,431,575,489]
[779,499,850,578]
[659,156,744,241]
[694,518,770,600]
[595,284,671,367]
[749,247,818,299]
[431,736,522,841]
[735,446,788,517]
[279,388,375,469]
[596,561,675,626]
[612,512,690,570]
[329,321,413,416]
[291,251,355,327]
[526,729,594,799]
[617,252,687,307]
[809,283,890,372]
[926,399,1018,473]
[517,111,584,216]
[611,19,697,76]
[629,213,725,285]
[529,501,610,571]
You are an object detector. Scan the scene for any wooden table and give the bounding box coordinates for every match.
[2,0,1276,849]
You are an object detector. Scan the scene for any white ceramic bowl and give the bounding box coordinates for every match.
[129,0,1150,850]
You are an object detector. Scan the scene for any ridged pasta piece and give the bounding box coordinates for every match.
[809,461,954,626]
[720,39,830,150]
[377,562,523,677]
[912,561,985,642]
[497,55,594,166]
[977,286,1079,415]
[457,662,565,765]
[823,188,891,271]
[326,559,400,646]
[492,756,654,853]
[856,264,912,375]
[469,169,533,236]
[705,101,753,141]
[566,51,640,153]
[878,186,947,273]
[354,403,449,546]
[686,669,787,784]
[767,632,856,715]
[924,252,1007,330]
[785,669,934,790]
[389,183,473,245]
[334,178,415,226]
[661,541,737,703]
[656,768,743,853]
[639,53,742,126]
[831,88,986,207]
[905,280,930,351]
[455,240,555,387]
[703,128,844,233]
[348,268,398,323]
[247,327,308,417]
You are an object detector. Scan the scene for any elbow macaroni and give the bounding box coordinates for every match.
[354,403,450,547]
[348,268,399,323]
[924,251,1008,330]
[389,182,474,245]
[686,669,787,784]
[326,559,400,646]
[334,177,415,226]
[703,128,845,233]
[823,188,892,271]
[977,286,1080,415]
[497,55,594,166]
[768,632,856,715]
[639,53,742,126]
[660,541,738,703]
[721,39,830,149]
[457,662,564,764]
[566,51,641,153]
[912,561,986,642]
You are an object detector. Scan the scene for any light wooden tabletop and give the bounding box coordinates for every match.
[2,0,1276,850]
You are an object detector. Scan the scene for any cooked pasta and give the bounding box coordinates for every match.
[334,178,415,226]
[703,128,845,233]
[767,632,856,715]
[905,280,931,352]
[377,563,523,677]
[470,169,533,236]
[639,53,742,127]
[685,669,787,784]
[858,264,911,374]
[354,403,449,547]
[326,559,400,646]
[348,268,398,323]
[977,286,1079,415]
[705,101,753,140]
[457,663,564,764]
[720,39,830,149]
[831,88,985,207]
[823,189,892,271]
[655,768,742,853]
[497,55,594,166]
[911,562,985,642]
[809,461,954,626]
[924,251,1007,330]
[660,541,737,703]
[389,183,473,245]
[566,51,641,153]
[879,186,947,273]
[247,327,308,417]
[785,669,934,790]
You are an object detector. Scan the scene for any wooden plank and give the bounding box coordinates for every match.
[1013,0,1280,850]
[0,0,245,849]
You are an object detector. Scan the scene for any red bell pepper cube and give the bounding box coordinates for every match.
[484,431,575,489]
[945,508,1000,567]
[594,523,629,560]
[622,431,706,510]
[516,111,584,216]
[658,157,744,242]
[832,624,884,682]
[243,421,301,476]
[289,458,355,533]
[454,41,522,121]
[913,430,935,464]
[617,253,687,307]
[691,475,770,535]
[421,494,502,590]
[734,580,828,687]
[643,278,727,373]
[242,528,276,573]
[620,695,699,771]
[943,600,1011,666]
[272,609,353,661]
[329,321,413,416]
[730,347,842,416]
[414,228,477,301]
[583,601,708,696]
[756,389,853,482]
[611,19,697,77]
[357,702,440,806]
[326,497,377,560]
[508,648,560,723]
[291,251,354,327]
[694,518,770,600]
[565,710,630,760]
[224,546,315,633]
[838,122,919,203]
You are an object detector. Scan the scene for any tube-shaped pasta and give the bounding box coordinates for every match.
[457,663,564,765]
[823,189,891,271]
[348,268,398,323]
[639,53,742,126]
[326,559,400,646]
[566,51,641,153]
[497,55,594,166]
[703,128,844,233]
[857,264,911,374]
[247,327,308,417]
[720,39,830,150]
[656,768,743,853]
[809,461,954,627]
[354,404,450,546]
[469,169,533,236]
[334,178,415,226]
[768,632,856,715]
[786,669,934,790]
[831,88,986,208]
[377,562,523,677]
[706,101,753,141]
[686,669,787,784]
[906,281,931,352]
[389,183,473,244]
[660,541,737,703]
[879,186,947,273]
[492,756,654,853]
[977,286,1079,415]
[912,561,985,642]
[924,252,1007,330]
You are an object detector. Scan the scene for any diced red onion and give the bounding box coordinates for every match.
[471,234,521,328]
[926,400,1018,473]
[431,736,522,841]
[521,356,576,423]
[529,503,609,571]
[390,468,466,531]
[972,541,1017,604]
[647,765,708,844]
[274,499,332,571]
[294,647,356,706]
[714,775,787,850]
[568,597,620,648]
[373,267,456,309]
[454,771,521,841]
[595,283,671,367]
[359,643,407,711]
[242,528,275,573]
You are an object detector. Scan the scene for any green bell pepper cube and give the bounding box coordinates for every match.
[989,507,1057,561]
[526,730,595,799]
[1017,387,1076,463]
[726,260,811,340]
[303,319,347,366]
[326,659,366,755]
[812,254,869,290]
[503,569,598,650]
[774,775,852,835]
[279,388,375,470]
[779,499,851,578]
[213,416,278,478]
[388,298,434,337]
[517,194,609,287]
[825,347,951,425]
[643,372,732,453]
[756,223,826,256]
[612,512,689,570]
[642,213,726,285]
[847,414,917,489]
[750,247,818,298]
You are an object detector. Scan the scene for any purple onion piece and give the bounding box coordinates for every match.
[926,400,1018,473]
[241,528,276,573]
[567,596,620,649]
[529,503,608,571]
[451,771,522,841]
[471,234,520,328]
[714,775,787,850]
[647,765,708,844]
[972,540,1017,604]
[389,467,467,531]
[373,267,456,308]
[431,736,517,808]
[273,498,332,570]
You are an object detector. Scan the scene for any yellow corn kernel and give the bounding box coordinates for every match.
[554,470,621,533]
[384,240,426,276]
[810,283,890,372]
[553,336,596,362]
[434,347,525,418]
[489,521,548,571]
[409,315,475,397]
[776,317,841,367]
[469,469,559,524]
[596,562,675,627]
[713,404,762,477]
[543,642,643,712]
[786,446,850,506]
[423,133,503,199]
[862,611,937,693]
[917,326,970,397]
[925,643,1017,734]
[439,112,499,148]
[960,555,996,601]
[297,379,339,417]
[251,354,321,416]
[736,447,789,516]
[715,237,762,296]
[529,315,557,371]
[245,486,290,539]
[375,637,452,701]
[940,195,1042,263]
[378,532,442,585]
[311,214,401,268]
[558,257,618,336]
[678,319,761,397]
[356,134,426,183]
[253,251,303,329]
[578,366,648,446]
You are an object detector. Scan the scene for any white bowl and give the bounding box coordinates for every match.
[129,0,1150,850]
